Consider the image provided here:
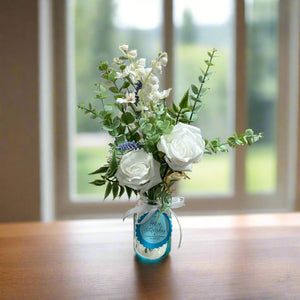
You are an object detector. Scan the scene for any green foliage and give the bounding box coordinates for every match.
[77,103,99,119]
[188,48,217,122]
[121,112,135,124]
[205,129,264,154]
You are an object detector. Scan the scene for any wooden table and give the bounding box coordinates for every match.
[1,214,300,299]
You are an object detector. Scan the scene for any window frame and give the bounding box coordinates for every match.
[52,0,299,220]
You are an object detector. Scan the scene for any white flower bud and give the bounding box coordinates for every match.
[150,60,162,73]
[119,44,129,52]
[127,49,137,59]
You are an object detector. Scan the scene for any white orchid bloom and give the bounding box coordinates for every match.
[159,52,168,67]
[115,72,123,79]
[116,65,132,79]
[140,68,152,83]
[132,58,146,79]
[116,92,136,104]
[150,60,162,73]
[119,44,129,52]
[148,74,159,85]
[143,83,153,94]
[160,88,172,99]
[138,89,152,103]
[152,91,161,103]
[113,57,121,64]
[135,67,146,78]
[135,58,146,68]
[127,49,137,59]
[116,64,139,83]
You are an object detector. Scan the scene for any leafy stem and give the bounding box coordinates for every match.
[189,49,217,121]
[175,107,183,124]
[205,129,263,154]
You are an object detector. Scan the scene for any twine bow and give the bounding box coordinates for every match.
[123,196,185,248]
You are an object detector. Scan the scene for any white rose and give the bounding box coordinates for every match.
[157,123,205,171]
[116,149,162,191]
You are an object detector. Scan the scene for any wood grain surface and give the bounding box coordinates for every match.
[1,214,300,299]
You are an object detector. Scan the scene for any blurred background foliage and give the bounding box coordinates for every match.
[71,0,278,197]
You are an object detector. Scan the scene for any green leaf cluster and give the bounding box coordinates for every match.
[205,129,263,154]
[139,103,174,154]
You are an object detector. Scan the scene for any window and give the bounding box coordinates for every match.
[53,0,299,218]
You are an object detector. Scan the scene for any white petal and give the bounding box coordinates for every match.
[160,88,172,99]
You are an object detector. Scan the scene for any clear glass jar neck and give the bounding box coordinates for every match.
[140,194,159,206]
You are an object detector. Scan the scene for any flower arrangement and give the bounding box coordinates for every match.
[78,44,262,211]
[78,44,263,261]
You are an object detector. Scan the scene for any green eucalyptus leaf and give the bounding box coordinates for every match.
[139,118,147,126]
[104,105,113,111]
[199,88,208,96]
[102,124,114,131]
[108,70,117,82]
[183,112,198,122]
[198,75,205,83]
[163,125,173,134]
[190,95,201,102]
[109,86,119,93]
[206,71,215,78]
[121,81,130,89]
[116,135,126,145]
[132,132,141,142]
[112,117,120,129]
[99,61,108,71]
[121,112,135,124]
[245,128,254,137]
[205,60,214,66]
[191,84,198,94]
[142,123,153,134]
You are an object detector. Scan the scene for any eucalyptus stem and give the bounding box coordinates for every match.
[189,49,217,122]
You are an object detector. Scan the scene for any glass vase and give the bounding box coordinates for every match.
[133,200,172,263]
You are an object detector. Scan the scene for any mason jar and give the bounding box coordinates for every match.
[133,199,172,262]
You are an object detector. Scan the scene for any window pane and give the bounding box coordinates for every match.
[174,0,235,196]
[245,0,278,193]
[69,0,163,199]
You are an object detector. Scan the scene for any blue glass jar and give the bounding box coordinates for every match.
[133,200,172,263]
